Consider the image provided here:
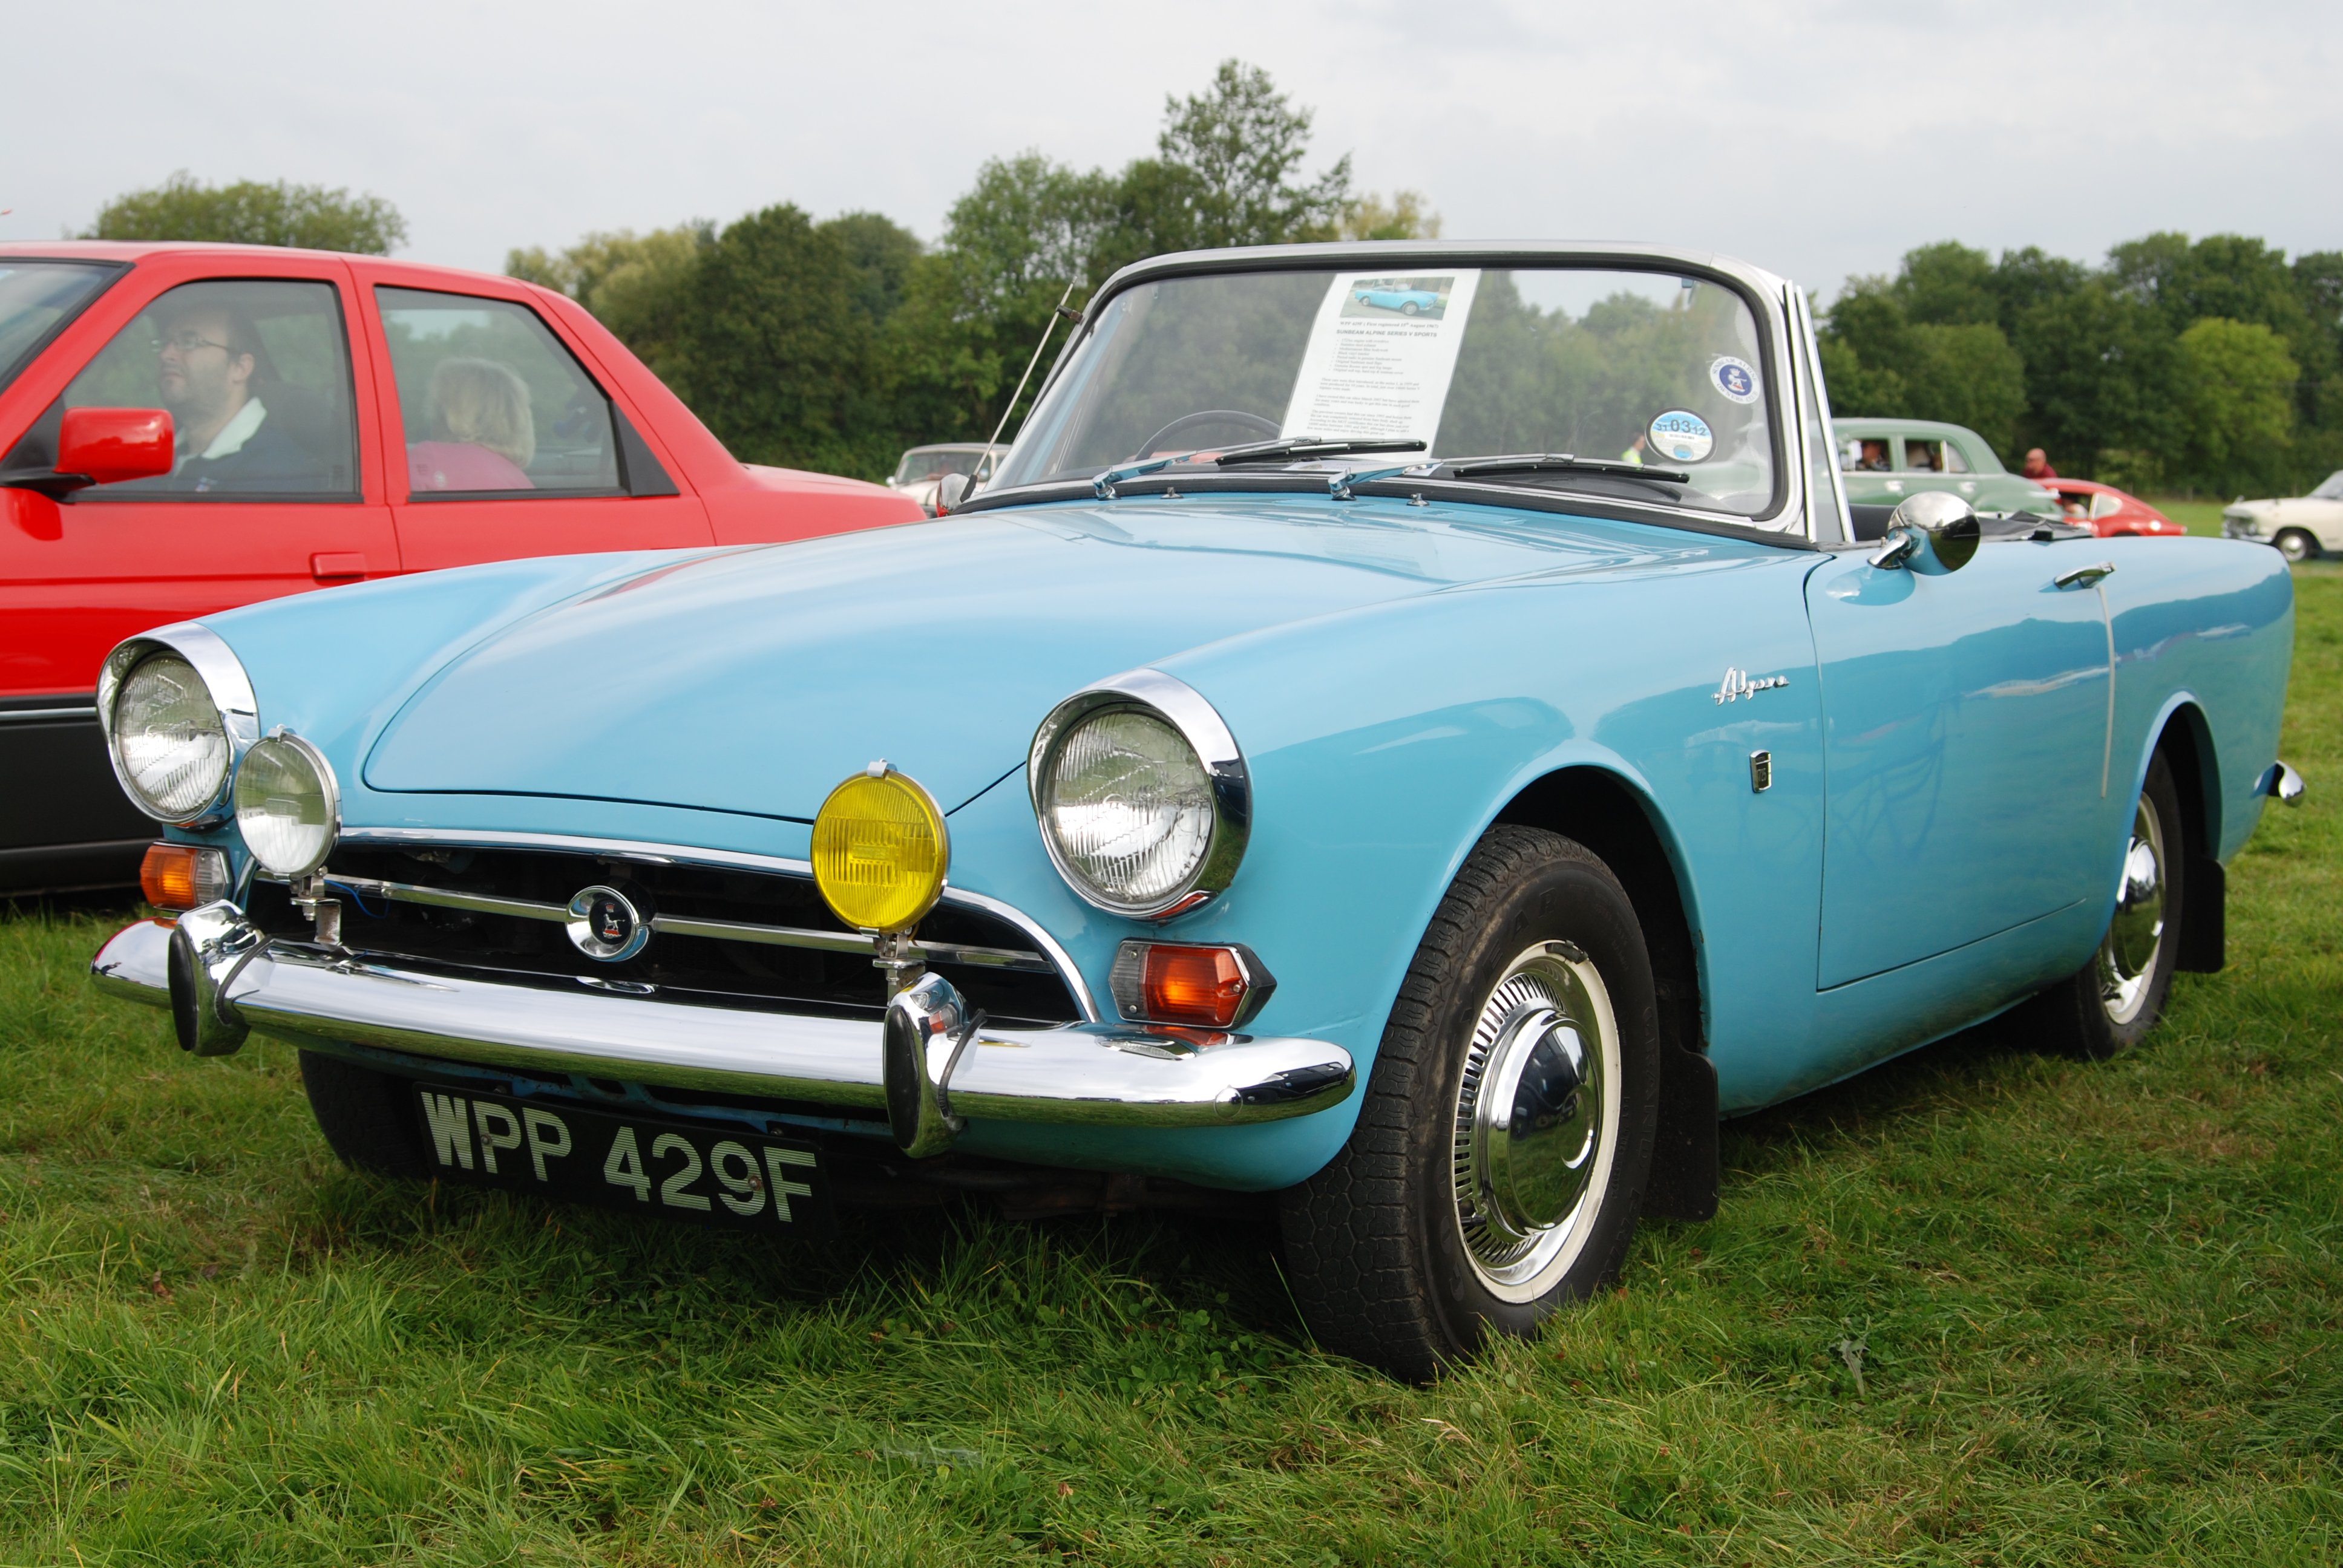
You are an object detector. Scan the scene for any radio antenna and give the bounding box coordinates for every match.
[982,281,1079,459]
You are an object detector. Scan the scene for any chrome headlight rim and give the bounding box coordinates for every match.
[97,625,260,827]
[1027,668,1250,920]
[232,728,342,879]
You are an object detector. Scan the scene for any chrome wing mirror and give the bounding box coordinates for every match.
[932,472,971,515]
[1871,491,1981,573]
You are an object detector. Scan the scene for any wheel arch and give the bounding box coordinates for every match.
[2139,697,2226,973]
[1492,764,1718,1220]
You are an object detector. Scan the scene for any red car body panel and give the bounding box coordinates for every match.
[2044,479,2183,538]
[0,241,925,892]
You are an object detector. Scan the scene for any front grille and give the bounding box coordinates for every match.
[244,840,1084,1026]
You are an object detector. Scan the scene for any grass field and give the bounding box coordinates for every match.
[2,566,2335,1565]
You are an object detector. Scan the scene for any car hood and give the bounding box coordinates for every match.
[361,498,1706,820]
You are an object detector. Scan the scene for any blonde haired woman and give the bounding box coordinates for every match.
[407,357,536,491]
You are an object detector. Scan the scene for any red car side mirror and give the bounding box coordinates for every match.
[58,407,175,488]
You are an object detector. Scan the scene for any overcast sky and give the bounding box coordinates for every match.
[7,0,2337,298]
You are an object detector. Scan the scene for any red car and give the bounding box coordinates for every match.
[0,242,925,895]
[2043,479,2183,537]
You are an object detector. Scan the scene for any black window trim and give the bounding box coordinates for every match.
[374,283,676,503]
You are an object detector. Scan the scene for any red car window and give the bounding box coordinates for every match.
[38,278,359,498]
[376,287,623,498]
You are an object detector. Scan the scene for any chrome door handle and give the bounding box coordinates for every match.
[2054,561,2115,589]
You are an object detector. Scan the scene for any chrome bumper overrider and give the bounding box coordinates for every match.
[90,909,1355,1155]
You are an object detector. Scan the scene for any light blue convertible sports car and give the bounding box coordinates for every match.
[89,242,2301,1381]
[1352,284,1443,315]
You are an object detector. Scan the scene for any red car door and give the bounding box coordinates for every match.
[354,269,711,572]
[1,251,397,697]
[0,252,398,890]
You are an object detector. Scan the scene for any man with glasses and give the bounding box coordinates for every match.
[150,298,322,492]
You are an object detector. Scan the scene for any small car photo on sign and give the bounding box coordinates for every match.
[1343,277,1453,319]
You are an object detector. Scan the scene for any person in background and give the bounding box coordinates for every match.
[151,301,323,492]
[1618,431,1648,465]
[1857,439,1891,471]
[408,358,536,492]
[2021,448,2057,481]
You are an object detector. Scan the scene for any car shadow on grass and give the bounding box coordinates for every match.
[1712,1012,2051,1180]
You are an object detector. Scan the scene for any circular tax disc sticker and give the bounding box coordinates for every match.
[1648,409,1714,463]
[1709,354,1760,405]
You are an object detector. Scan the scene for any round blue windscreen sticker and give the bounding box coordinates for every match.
[1709,355,1760,405]
[1648,409,1714,463]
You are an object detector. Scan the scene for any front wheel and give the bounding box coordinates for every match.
[2273,529,2319,563]
[1280,826,1660,1382]
[2014,752,2185,1059]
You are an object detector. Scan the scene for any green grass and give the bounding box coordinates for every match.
[2,577,2338,1566]
[2155,498,2230,537]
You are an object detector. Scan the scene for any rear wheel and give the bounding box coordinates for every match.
[2274,529,2319,563]
[2016,753,2185,1059]
[300,1050,429,1178]
[1279,826,1660,1382]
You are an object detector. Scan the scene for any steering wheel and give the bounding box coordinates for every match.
[1130,408,1280,459]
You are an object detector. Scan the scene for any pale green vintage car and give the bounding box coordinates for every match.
[1835,417,2057,515]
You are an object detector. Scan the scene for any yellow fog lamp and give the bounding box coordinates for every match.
[811,762,950,987]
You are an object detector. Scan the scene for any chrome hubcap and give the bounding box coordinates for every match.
[1451,943,1620,1301]
[2278,533,2310,563]
[2096,789,2166,1025]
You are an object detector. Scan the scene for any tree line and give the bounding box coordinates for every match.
[81,65,2342,496]
[499,61,1432,480]
[1819,237,2342,495]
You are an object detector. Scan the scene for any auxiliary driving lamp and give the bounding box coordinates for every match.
[811,764,949,933]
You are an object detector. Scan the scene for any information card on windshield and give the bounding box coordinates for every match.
[1280,270,1481,448]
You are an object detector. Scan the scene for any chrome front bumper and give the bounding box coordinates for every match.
[91,910,1355,1155]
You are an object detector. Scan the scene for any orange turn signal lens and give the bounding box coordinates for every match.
[140,841,228,911]
[1108,941,1275,1030]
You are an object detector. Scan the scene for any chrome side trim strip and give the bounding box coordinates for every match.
[334,828,1098,1016]
[0,705,99,725]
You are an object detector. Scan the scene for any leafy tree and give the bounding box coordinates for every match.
[2171,318,2298,494]
[1818,264,2025,453]
[1340,191,1441,242]
[507,60,1412,476]
[1147,59,1353,249]
[86,171,407,254]
[665,204,875,475]
[508,225,712,383]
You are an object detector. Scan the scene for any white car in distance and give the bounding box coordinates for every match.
[2225,471,2343,562]
[887,443,1008,516]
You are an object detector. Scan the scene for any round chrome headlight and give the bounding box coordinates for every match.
[1029,671,1249,918]
[233,732,340,877]
[110,654,231,822]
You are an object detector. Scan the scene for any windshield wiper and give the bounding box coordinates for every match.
[1210,436,1426,468]
[1092,437,1427,498]
[1434,452,1690,485]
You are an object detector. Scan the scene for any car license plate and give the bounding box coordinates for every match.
[410,1084,833,1235]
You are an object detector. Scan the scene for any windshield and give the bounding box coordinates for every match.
[2312,471,2343,501]
[893,447,989,484]
[0,262,119,396]
[994,266,1782,520]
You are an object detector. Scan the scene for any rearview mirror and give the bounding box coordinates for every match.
[1870,490,1979,573]
[934,472,971,514]
[1,408,175,497]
